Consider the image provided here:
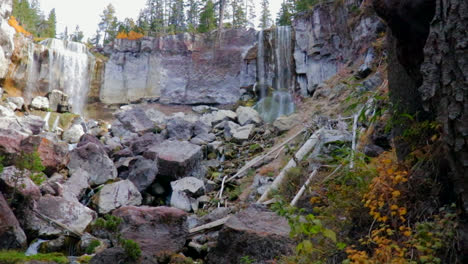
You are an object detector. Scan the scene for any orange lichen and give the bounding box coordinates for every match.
[116,31,144,40]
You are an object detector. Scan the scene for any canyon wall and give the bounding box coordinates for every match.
[100,29,257,105]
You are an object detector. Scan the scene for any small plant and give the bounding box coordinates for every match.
[93,215,122,232]
[119,239,141,261]
[85,240,101,254]
[0,250,68,264]
[10,151,45,204]
[240,255,256,264]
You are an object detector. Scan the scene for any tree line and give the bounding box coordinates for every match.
[91,0,319,46]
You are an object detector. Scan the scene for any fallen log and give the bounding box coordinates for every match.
[290,169,319,207]
[189,216,231,236]
[258,129,323,203]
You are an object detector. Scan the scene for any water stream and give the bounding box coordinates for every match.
[25,239,47,256]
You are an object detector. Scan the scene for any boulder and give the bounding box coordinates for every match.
[25,195,96,236]
[90,247,128,264]
[47,90,69,112]
[236,106,262,126]
[30,96,50,111]
[170,191,193,212]
[0,193,27,249]
[20,135,68,173]
[19,115,45,135]
[114,108,154,134]
[144,108,168,127]
[193,120,212,136]
[110,119,138,139]
[112,206,188,255]
[156,140,203,180]
[61,168,90,202]
[92,180,142,214]
[0,166,41,201]
[207,205,294,264]
[201,110,237,126]
[0,105,14,117]
[225,121,254,142]
[129,133,164,155]
[67,142,117,186]
[127,156,158,192]
[62,124,84,144]
[273,114,301,132]
[5,97,24,110]
[78,232,108,255]
[167,117,194,141]
[171,177,205,197]
[0,126,30,154]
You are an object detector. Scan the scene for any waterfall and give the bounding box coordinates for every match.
[257,30,266,98]
[255,27,295,123]
[25,239,47,256]
[52,115,60,132]
[40,39,92,115]
[25,43,42,103]
[43,112,51,131]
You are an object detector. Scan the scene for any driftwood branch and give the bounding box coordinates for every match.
[258,129,323,203]
[226,128,306,182]
[290,169,319,207]
[188,216,231,236]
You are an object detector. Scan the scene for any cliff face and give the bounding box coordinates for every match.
[100,29,257,105]
[293,1,384,95]
[0,0,14,80]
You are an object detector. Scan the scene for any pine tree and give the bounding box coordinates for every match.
[46,8,56,38]
[168,0,185,33]
[259,0,272,29]
[295,0,319,13]
[277,0,293,26]
[98,4,118,44]
[246,0,256,28]
[186,0,200,30]
[71,25,84,42]
[198,0,216,33]
[231,0,246,28]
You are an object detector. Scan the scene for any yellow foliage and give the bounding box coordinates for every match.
[8,16,32,37]
[116,31,144,40]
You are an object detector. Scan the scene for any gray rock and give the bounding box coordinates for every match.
[6,97,24,110]
[30,96,50,110]
[360,73,383,92]
[0,193,27,249]
[170,191,193,212]
[25,195,96,236]
[171,177,205,197]
[114,108,154,134]
[47,90,69,112]
[236,106,262,125]
[62,124,84,144]
[167,117,194,140]
[0,166,41,201]
[156,140,203,180]
[62,168,90,202]
[67,142,117,186]
[92,180,142,214]
[144,108,167,126]
[79,233,108,255]
[192,105,218,114]
[112,206,188,255]
[225,121,254,142]
[356,48,375,79]
[127,156,158,192]
[364,144,385,157]
[273,114,301,132]
[0,105,14,117]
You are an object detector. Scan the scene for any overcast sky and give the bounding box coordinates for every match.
[38,0,282,40]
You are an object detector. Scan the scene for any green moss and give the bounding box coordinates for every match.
[92,215,122,232]
[59,113,80,130]
[0,250,69,264]
[85,240,101,254]
[120,239,141,261]
[77,255,92,263]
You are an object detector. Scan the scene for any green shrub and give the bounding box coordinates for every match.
[120,239,141,261]
[85,239,101,254]
[93,215,122,232]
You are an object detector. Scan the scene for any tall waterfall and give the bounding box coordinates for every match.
[255,26,295,123]
[40,39,93,115]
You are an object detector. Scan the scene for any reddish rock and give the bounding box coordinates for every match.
[207,205,294,264]
[155,140,202,180]
[0,193,27,249]
[113,206,188,256]
[0,166,41,201]
[20,136,68,174]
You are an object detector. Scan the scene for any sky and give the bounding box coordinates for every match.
[38,0,282,40]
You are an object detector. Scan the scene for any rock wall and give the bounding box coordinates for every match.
[293,1,384,95]
[0,0,14,80]
[100,29,257,105]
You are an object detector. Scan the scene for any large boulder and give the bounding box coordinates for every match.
[30,96,50,111]
[61,168,90,202]
[0,166,41,201]
[236,106,262,126]
[114,108,154,134]
[113,206,188,255]
[47,90,69,112]
[273,114,301,132]
[171,177,205,197]
[0,105,14,117]
[155,140,203,180]
[25,195,96,236]
[0,193,27,249]
[92,180,142,214]
[6,97,24,111]
[126,156,158,192]
[166,117,194,141]
[0,116,45,154]
[224,121,254,142]
[207,205,294,264]
[20,135,68,174]
[67,142,117,186]
[62,124,84,144]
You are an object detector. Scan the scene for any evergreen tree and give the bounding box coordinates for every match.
[295,0,319,13]
[198,0,216,33]
[98,4,118,44]
[186,0,200,30]
[259,0,272,29]
[46,8,56,38]
[231,0,246,28]
[277,0,293,26]
[71,25,84,42]
[246,0,256,28]
[168,0,185,33]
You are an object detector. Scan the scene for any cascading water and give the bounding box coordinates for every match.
[40,39,93,115]
[25,239,47,256]
[255,26,295,123]
[25,43,43,102]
